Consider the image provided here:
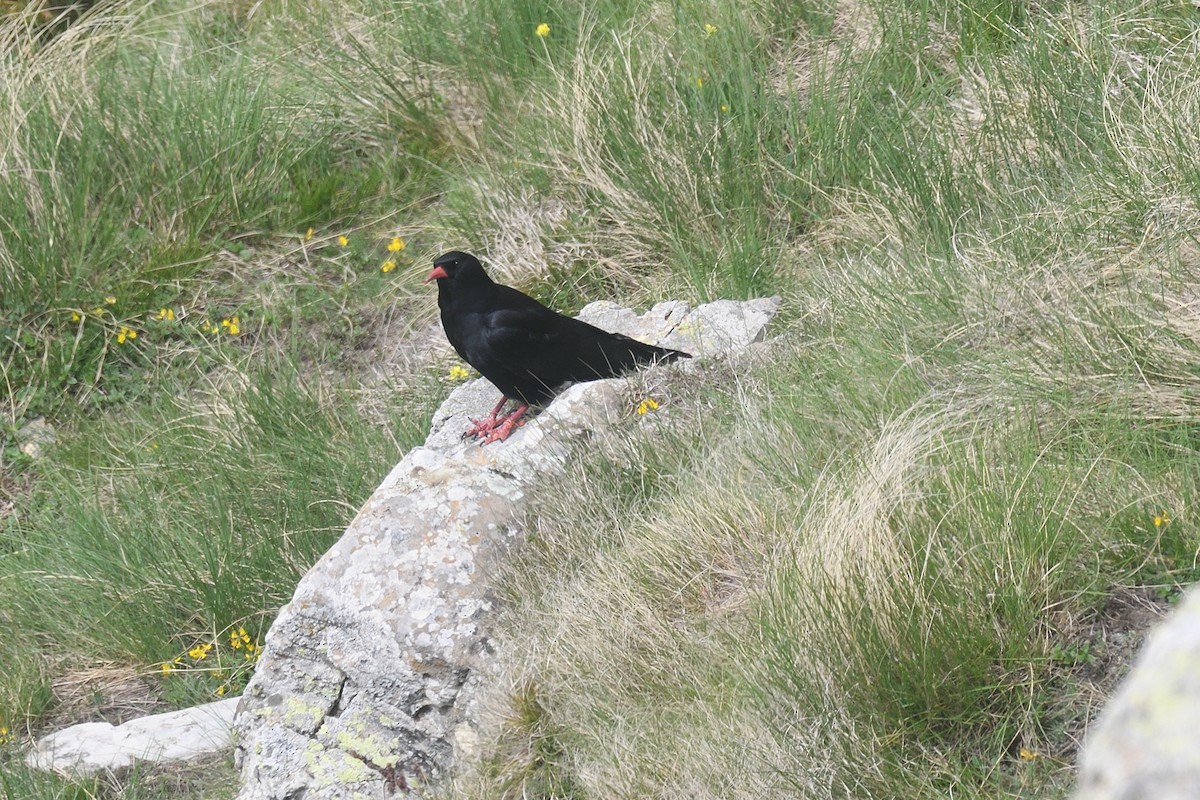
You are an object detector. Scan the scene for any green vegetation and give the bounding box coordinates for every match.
[2,0,1199,797]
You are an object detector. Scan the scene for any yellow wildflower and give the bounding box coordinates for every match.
[154,307,176,321]
[70,311,81,322]
[160,662,174,675]
[0,725,10,745]
[694,76,704,88]
[230,627,251,649]
[90,307,104,318]
[381,260,396,273]
[1019,747,1038,761]
[304,227,314,242]
[535,22,550,37]
[216,685,227,696]
[337,235,349,247]
[188,642,213,661]
[388,236,405,253]
[704,23,717,37]
[104,295,117,305]
[720,104,729,113]
[448,364,470,381]
[221,316,241,336]
[636,398,660,415]
[1155,512,1171,528]
[116,326,138,344]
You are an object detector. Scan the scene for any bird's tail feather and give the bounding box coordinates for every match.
[587,335,689,378]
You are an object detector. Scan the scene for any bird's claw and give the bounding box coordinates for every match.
[462,417,498,441]
[479,416,525,445]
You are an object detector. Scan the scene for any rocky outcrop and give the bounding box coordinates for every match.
[232,297,780,799]
[1074,586,1200,800]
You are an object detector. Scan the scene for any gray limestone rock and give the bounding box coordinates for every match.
[1074,587,1200,800]
[26,698,239,777]
[233,296,780,799]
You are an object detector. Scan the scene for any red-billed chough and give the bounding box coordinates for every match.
[427,251,690,444]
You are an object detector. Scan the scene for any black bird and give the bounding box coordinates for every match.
[427,251,690,443]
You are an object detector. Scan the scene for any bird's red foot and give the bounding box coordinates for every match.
[462,396,511,440]
[480,416,524,444]
[463,416,499,440]
[479,403,530,445]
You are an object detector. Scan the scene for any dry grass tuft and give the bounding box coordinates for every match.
[47,664,165,728]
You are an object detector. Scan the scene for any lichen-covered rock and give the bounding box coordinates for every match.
[1074,586,1200,800]
[233,297,780,799]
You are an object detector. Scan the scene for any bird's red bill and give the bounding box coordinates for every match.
[425,266,449,283]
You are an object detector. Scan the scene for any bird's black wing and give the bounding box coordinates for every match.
[476,287,688,405]
[450,289,565,403]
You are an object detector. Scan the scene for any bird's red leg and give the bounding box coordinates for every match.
[463,396,511,440]
[481,403,530,444]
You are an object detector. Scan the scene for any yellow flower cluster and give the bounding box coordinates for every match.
[160,624,264,697]
[200,316,241,336]
[1154,511,1172,528]
[448,364,471,381]
[317,229,410,274]
[188,642,214,660]
[636,397,659,415]
[66,294,187,347]
[536,22,550,37]
[382,236,406,273]
[229,626,262,661]
[313,227,428,251]
[0,724,11,745]
[66,295,114,328]
[229,626,251,649]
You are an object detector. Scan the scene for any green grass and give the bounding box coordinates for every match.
[3,0,1200,797]
[0,752,240,799]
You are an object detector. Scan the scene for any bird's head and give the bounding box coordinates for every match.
[426,251,488,284]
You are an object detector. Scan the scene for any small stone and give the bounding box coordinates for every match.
[26,698,239,777]
[16,417,56,459]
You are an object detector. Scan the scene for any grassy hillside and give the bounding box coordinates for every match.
[2,0,1199,797]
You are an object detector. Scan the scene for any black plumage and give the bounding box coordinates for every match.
[427,251,690,443]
